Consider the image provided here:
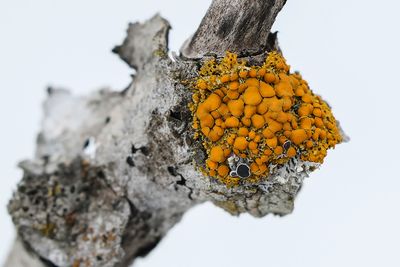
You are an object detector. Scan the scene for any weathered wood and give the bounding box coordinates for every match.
[5,1,336,267]
[181,0,286,58]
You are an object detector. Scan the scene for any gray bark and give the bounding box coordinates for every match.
[181,0,286,59]
[4,0,345,266]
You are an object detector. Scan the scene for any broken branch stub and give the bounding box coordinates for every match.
[181,0,287,59]
[6,1,346,267]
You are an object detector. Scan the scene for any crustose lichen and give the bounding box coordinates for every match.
[190,52,343,187]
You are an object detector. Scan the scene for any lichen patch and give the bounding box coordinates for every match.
[190,52,342,187]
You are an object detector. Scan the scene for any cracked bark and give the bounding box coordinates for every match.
[5,0,344,266]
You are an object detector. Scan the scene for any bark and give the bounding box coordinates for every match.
[181,0,286,59]
[5,0,344,266]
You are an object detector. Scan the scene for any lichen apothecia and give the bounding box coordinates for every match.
[189,52,342,187]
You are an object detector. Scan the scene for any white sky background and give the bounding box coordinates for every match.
[0,0,399,266]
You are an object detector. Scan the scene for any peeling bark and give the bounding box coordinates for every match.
[5,0,345,266]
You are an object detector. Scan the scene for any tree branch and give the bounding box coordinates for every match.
[181,0,286,58]
[5,1,346,266]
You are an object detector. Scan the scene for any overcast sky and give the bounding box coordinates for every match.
[1,1,399,266]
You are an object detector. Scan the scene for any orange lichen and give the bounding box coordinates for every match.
[217,165,230,177]
[227,99,244,117]
[225,116,240,128]
[259,81,275,98]
[243,86,262,105]
[233,136,248,150]
[210,146,224,162]
[190,51,342,186]
[251,114,265,129]
[238,127,249,136]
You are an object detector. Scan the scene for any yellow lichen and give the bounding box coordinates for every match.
[190,51,342,186]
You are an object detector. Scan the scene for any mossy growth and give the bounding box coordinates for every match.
[190,51,342,187]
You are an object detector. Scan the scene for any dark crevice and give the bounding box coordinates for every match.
[126,156,135,167]
[176,176,186,186]
[131,145,150,156]
[167,166,178,176]
[131,145,138,154]
[169,110,182,121]
[40,257,58,267]
[97,170,106,179]
[168,102,191,137]
[134,237,161,258]
[83,138,90,149]
[167,166,186,185]
[125,197,139,219]
[139,146,150,156]
[188,189,194,200]
[167,166,193,200]
[119,196,160,266]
